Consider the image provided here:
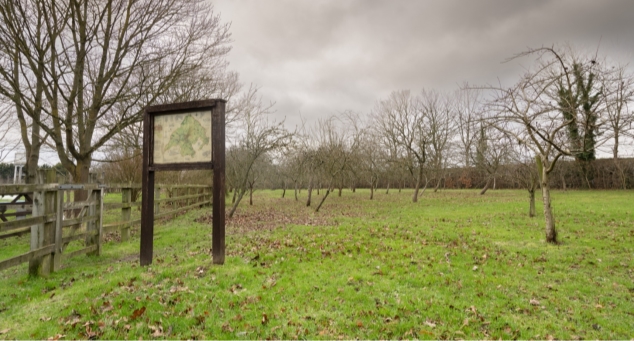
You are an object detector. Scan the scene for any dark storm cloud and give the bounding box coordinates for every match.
[213,0,634,125]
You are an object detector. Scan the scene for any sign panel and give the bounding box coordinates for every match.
[153,111,212,164]
[141,99,226,267]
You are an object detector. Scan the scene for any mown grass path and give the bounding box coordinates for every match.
[0,189,632,339]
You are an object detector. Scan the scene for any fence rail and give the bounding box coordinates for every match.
[0,175,211,277]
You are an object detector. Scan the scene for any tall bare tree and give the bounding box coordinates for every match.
[456,85,482,168]
[601,64,634,189]
[489,46,603,243]
[227,86,293,218]
[0,0,231,189]
[421,90,454,192]
[373,90,428,203]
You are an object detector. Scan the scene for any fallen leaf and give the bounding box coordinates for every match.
[529,299,540,306]
[424,321,436,328]
[261,313,268,325]
[356,321,363,328]
[472,265,478,271]
[0,329,10,335]
[130,306,146,320]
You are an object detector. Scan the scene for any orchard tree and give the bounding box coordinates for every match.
[226,87,293,218]
[489,46,604,243]
[373,90,429,203]
[420,90,454,192]
[601,64,634,189]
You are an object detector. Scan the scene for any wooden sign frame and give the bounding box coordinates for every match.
[141,99,226,266]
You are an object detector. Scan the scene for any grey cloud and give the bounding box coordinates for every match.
[214,0,634,123]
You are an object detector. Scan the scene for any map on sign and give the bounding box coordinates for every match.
[153,111,212,164]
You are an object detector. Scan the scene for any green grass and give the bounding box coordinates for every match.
[0,189,633,339]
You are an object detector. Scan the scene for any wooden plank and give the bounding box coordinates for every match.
[62,230,97,244]
[54,190,63,271]
[0,204,33,210]
[62,245,98,260]
[61,215,98,228]
[145,99,218,114]
[120,187,131,242]
[107,183,142,189]
[103,201,141,210]
[0,226,30,239]
[212,100,226,265]
[155,200,212,219]
[63,200,98,210]
[161,184,211,189]
[0,184,56,195]
[0,245,55,272]
[154,193,205,204]
[0,214,52,232]
[97,188,103,255]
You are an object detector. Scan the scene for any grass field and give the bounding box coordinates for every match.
[0,189,632,339]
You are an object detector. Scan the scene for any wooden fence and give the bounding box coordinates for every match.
[0,180,212,277]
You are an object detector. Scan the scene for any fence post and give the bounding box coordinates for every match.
[86,188,102,256]
[121,184,131,242]
[54,188,63,271]
[29,170,57,276]
[97,188,103,255]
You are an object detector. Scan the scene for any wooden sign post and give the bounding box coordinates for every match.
[141,99,226,266]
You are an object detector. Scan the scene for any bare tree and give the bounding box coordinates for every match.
[601,64,634,189]
[456,85,482,168]
[312,113,361,212]
[507,144,540,217]
[421,90,454,192]
[474,122,512,195]
[373,90,428,203]
[0,0,231,190]
[488,46,603,243]
[227,87,293,218]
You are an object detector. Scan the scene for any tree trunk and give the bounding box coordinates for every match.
[493,177,496,190]
[315,189,330,212]
[370,180,374,200]
[412,167,423,203]
[385,181,390,194]
[614,158,626,190]
[294,181,298,201]
[433,178,441,193]
[232,186,237,204]
[541,170,557,244]
[306,179,313,206]
[560,174,567,191]
[528,188,535,218]
[420,176,429,197]
[228,188,246,218]
[338,185,342,197]
[479,178,491,195]
[249,185,253,205]
[282,181,286,198]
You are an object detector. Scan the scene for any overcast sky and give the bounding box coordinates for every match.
[213,0,634,129]
[6,0,634,165]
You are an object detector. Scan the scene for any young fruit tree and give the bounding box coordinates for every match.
[488,47,606,244]
[226,87,293,218]
[372,90,429,203]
